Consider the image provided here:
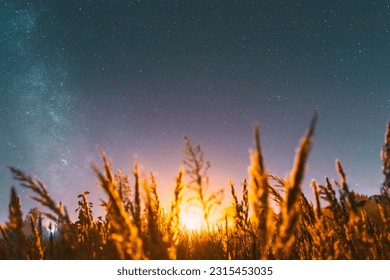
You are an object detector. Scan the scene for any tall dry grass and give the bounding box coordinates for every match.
[0,118,389,259]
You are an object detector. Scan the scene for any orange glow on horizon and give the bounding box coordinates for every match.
[179,206,205,231]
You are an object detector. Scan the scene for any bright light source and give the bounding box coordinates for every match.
[180,207,205,231]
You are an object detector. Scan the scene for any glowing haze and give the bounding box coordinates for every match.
[0,1,389,222]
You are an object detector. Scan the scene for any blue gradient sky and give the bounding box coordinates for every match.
[1,1,389,222]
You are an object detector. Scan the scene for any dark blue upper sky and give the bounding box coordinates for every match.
[1,1,389,222]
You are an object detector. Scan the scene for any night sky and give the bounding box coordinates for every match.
[1,1,389,222]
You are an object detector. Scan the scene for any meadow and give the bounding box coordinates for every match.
[1,116,389,260]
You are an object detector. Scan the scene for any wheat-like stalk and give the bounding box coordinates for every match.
[92,149,144,259]
[274,113,317,259]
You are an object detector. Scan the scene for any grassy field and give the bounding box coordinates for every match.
[1,116,389,260]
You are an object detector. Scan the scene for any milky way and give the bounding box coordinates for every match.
[0,2,89,221]
[1,1,389,222]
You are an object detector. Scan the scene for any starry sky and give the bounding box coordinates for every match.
[1,1,389,222]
